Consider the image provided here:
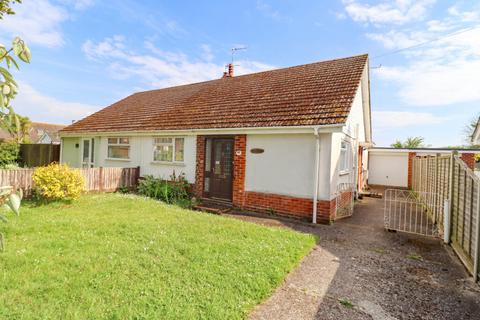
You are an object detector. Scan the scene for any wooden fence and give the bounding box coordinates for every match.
[19,144,60,167]
[412,153,480,282]
[0,167,140,196]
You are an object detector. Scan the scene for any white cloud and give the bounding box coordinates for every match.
[82,36,275,88]
[12,82,98,124]
[256,0,289,21]
[365,4,480,107]
[373,111,445,127]
[0,0,68,48]
[342,0,436,25]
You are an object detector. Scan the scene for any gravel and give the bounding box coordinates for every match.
[228,195,480,320]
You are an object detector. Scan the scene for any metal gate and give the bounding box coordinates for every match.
[384,189,443,237]
[335,183,355,220]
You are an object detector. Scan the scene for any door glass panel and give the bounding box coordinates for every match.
[83,140,90,162]
[222,143,232,176]
[214,143,222,175]
[205,139,212,172]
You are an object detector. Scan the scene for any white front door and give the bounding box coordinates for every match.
[81,138,95,168]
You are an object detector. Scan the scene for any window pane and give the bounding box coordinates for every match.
[83,140,89,161]
[108,146,129,159]
[119,138,129,144]
[154,145,173,162]
[175,138,184,162]
[154,137,172,144]
[108,138,118,144]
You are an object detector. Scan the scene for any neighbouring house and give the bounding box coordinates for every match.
[28,122,66,144]
[59,54,372,223]
[368,147,479,188]
[0,122,66,144]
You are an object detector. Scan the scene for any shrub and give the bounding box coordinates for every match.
[0,141,19,168]
[32,163,85,201]
[138,172,192,207]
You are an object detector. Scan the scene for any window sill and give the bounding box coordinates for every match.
[105,158,131,162]
[339,170,350,176]
[150,161,186,167]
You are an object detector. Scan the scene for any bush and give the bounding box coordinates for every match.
[32,163,85,201]
[138,172,192,207]
[0,141,19,168]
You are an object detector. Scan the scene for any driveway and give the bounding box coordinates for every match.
[228,196,480,319]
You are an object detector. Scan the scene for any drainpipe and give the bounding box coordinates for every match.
[312,127,321,224]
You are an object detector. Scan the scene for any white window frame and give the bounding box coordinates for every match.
[339,140,350,174]
[152,137,185,163]
[106,137,130,160]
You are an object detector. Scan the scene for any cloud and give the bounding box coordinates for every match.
[0,0,69,48]
[12,82,98,124]
[365,4,480,107]
[373,111,446,127]
[342,0,436,25]
[256,0,288,21]
[82,36,275,88]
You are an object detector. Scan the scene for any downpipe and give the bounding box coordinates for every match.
[312,127,320,224]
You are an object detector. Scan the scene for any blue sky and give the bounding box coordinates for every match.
[0,0,479,147]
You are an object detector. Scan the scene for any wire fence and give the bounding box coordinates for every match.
[412,153,480,282]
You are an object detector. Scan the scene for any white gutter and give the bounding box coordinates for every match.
[59,123,345,138]
[312,127,321,224]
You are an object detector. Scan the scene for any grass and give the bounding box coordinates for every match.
[0,193,316,319]
[338,298,354,309]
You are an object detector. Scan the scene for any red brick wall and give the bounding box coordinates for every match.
[232,135,246,207]
[407,152,416,189]
[460,153,476,170]
[194,135,206,197]
[243,191,335,223]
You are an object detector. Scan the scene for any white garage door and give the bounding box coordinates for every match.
[368,152,408,187]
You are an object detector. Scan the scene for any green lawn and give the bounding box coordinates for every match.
[0,193,316,319]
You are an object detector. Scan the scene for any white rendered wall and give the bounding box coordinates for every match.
[245,133,332,200]
[95,135,197,183]
[368,151,408,187]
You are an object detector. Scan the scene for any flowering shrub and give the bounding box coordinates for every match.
[32,163,85,201]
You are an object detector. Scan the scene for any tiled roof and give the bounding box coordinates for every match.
[61,54,368,134]
[29,122,66,143]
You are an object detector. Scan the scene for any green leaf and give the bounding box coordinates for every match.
[12,37,22,56]
[6,193,21,216]
[0,214,7,223]
[6,56,19,70]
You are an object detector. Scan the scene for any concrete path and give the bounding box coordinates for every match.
[228,196,480,320]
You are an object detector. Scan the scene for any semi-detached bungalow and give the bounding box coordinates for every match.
[59,54,372,224]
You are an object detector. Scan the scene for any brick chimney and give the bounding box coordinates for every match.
[228,63,233,77]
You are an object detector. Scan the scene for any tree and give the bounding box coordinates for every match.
[0,110,30,142]
[0,0,20,19]
[463,113,480,147]
[0,0,31,134]
[391,136,425,149]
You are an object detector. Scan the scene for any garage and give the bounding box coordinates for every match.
[368,150,408,187]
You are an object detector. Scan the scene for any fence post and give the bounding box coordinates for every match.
[444,199,450,243]
[448,151,456,244]
[474,182,480,283]
[99,167,104,192]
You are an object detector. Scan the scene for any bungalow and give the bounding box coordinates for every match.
[59,54,372,223]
